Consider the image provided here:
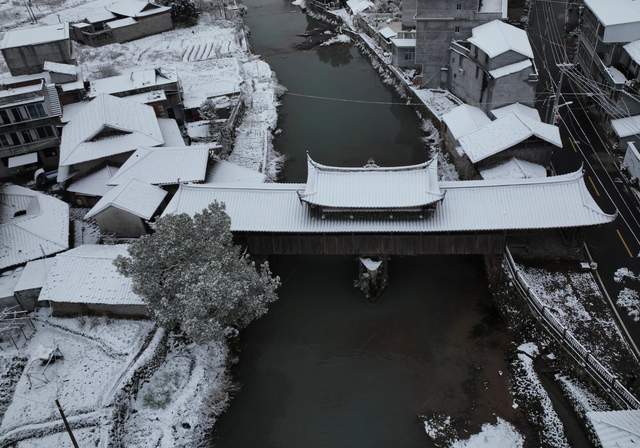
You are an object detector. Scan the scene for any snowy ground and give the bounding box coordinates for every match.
[614,267,640,322]
[69,207,101,246]
[519,264,637,377]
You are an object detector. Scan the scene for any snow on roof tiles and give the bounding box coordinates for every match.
[157,118,185,146]
[66,165,118,197]
[489,59,533,78]
[490,103,541,122]
[108,146,209,186]
[205,160,267,184]
[391,38,416,48]
[442,104,492,141]
[584,0,640,27]
[346,0,373,14]
[14,259,49,292]
[467,20,533,59]
[163,170,614,233]
[43,61,77,76]
[480,158,547,180]
[85,178,167,220]
[611,114,640,138]
[587,410,640,448]
[0,184,69,270]
[38,244,145,306]
[106,17,137,29]
[107,0,169,18]
[379,26,397,40]
[299,156,443,210]
[459,113,562,164]
[89,68,176,97]
[0,23,69,49]
[625,40,640,65]
[58,94,164,174]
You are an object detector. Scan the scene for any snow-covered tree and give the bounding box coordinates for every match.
[159,0,199,26]
[115,203,280,342]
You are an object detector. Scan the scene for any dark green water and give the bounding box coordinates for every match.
[211,2,530,447]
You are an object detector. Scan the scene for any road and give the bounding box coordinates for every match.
[528,0,640,359]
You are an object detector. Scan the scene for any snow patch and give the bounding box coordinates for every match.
[450,418,524,448]
[320,34,352,46]
[617,287,640,322]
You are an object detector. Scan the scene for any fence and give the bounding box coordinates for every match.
[504,246,640,410]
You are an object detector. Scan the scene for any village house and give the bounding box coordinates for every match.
[577,0,640,120]
[57,94,182,182]
[84,178,167,238]
[448,20,538,113]
[414,0,507,88]
[70,0,173,47]
[89,68,184,123]
[37,244,148,317]
[0,23,73,76]
[391,36,417,68]
[65,164,118,207]
[0,80,63,179]
[441,103,492,154]
[205,159,267,184]
[0,184,69,271]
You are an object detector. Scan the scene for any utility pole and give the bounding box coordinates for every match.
[550,63,574,124]
[55,400,79,448]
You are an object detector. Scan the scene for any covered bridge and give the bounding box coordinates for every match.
[163,156,616,256]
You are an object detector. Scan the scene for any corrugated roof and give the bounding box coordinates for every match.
[0,23,69,49]
[163,170,614,233]
[0,184,69,270]
[205,160,267,184]
[480,158,547,180]
[459,113,562,164]
[157,118,185,146]
[489,59,533,78]
[467,20,534,59]
[58,94,164,178]
[89,68,176,97]
[38,244,145,306]
[108,146,209,186]
[587,410,640,448]
[442,104,492,141]
[299,156,443,210]
[14,259,49,292]
[85,178,167,220]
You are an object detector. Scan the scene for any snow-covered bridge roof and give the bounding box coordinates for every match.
[163,170,615,233]
[299,156,443,210]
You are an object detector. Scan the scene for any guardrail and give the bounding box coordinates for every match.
[504,246,640,410]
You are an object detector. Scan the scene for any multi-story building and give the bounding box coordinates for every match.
[0,80,62,179]
[414,0,507,88]
[448,20,538,113]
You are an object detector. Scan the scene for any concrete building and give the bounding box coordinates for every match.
[84,178,167,238]
[38,244,149,317]
[576,0,640,117]
[89,68,184,123]
[448,20,538,113]
[0,80,62,179]
[414,0,507,88]
[71,0,173,47]
[391,36,417,68]
[401,0,417,29]
[0,23,73,76]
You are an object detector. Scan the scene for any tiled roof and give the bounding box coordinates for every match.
[85,178,167,220]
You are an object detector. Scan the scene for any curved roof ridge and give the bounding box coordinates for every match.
[441,168,584,189]
[307,153,434,172]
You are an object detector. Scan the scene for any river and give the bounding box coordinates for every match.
[212,2,534,447]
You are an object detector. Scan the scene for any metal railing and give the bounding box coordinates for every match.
[504,246,640,410]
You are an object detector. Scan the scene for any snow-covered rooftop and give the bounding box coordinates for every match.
[106,17,137,29]
[459,113,562,164]
[0,23,69,49]
[107,0,170,18]
[66,165,118,197]
[391,38,416,48]
[205,160,267,184]
[299,156,443,210]
[479,0,508,18]
[163,170,614,233]
[157,118,185,146]
[108,146,210,186]
[442,104,491,141]
[467,20,533,59]
[480,158,547,180]
[379,26,397,40]
[38,244,144,306]
[346,0,373,14]
[58,94,164,180]
[89,68,177,97]
[586,410,640,448]
[85,178,167,220]
[489,59,533,78]
[584,0,640,27]
[491,103,541,122]
[611,114,640,138]
[0,184,69,270]
[14,258,49,292]
[624,40,640,65]
[43,61,77,76]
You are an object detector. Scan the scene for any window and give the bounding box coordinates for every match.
[0,134,8,146]
[475,66,479,78]
[11,108,25,122]
[44,147,57,157]
[456,3,462,9]
[0,110,9,125]
[26,103,46,119]
[21,130,33,143]
[9,133,20,146]
[459,54,463,67]
[405,50,415,61]
[455,25,460,33]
